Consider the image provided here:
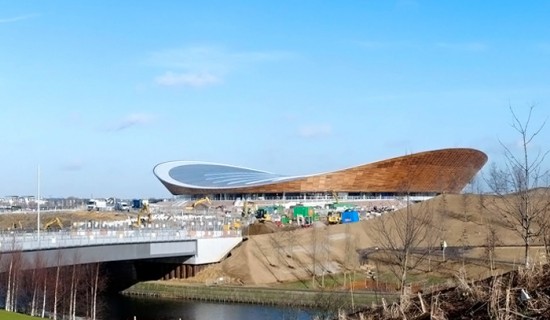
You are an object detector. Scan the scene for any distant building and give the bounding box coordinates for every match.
[153,148,487,201]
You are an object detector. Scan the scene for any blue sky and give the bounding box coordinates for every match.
[1,1,549,199]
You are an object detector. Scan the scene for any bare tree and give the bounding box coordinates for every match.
[485,106,550,265]
[4,248,23,312]
[29,252,47,317]
[310,224,320,288]
[459,192,473,266]
[320,224,331,288]
[342,222,360,311]
[41,270,47,318]
[539,205,550,262]
[372,194,434,293]
[484,224,500,271]
[51,250,65,320]
[66,251,83,320]
[91,262,101,320]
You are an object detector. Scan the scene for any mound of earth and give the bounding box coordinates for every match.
[181,264,243,286]
[191,192,544,286]
[242,221,280,236]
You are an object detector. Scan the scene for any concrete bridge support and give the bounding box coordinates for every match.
[160,263,211,280]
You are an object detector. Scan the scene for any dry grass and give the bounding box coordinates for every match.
[0,210,130,231]
[343,263,550,319]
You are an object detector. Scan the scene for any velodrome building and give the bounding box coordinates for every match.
[153,148,487,201]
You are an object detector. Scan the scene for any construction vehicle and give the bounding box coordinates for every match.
[231,219,242,230]
[185,197,212,211]
[223,217,242,230]
[87,199,107,211]
[44,217,64,230]
[327,211,341,224]
[133,202,152,228]
[115,201,131,212]
[255,208,272,222]
[12,221,23,230]
[241,200,256,217]
[280,214,291,225]
[331,191,339,204]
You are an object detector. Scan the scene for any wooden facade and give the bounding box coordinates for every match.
[158,148,487,195]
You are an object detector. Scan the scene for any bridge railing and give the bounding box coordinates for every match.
[0,228,242,252]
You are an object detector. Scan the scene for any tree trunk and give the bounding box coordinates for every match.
[54,265,60,320]
[525,241,529,266]
[92,263,99,320]
[69,264,75,320]
[31,269,37,317]
[544,234,550,263]
[12,271,18,313]
[400,252,409,295]
[5,259,12,312]
[41,277,47,319]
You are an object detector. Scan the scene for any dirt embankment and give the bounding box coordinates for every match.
[188,193,537,286]
[3,193,543,290]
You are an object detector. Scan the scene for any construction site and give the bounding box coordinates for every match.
[1,193,543,282]
[3,147,550,318]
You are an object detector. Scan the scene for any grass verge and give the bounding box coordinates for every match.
[0,310,40,319]
[123,281,398,310]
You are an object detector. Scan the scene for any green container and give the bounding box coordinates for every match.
[293,206,311,217]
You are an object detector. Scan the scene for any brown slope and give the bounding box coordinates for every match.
[208,193,538,285]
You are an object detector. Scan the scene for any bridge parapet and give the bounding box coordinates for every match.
[0,228,242,253]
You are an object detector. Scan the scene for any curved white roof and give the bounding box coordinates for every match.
[153,161,302,190]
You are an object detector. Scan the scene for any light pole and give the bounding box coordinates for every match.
[441,240,447,262]
[37,166,41,247]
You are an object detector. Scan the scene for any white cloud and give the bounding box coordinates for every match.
[111,113,155,131]
[150,45,294,88]
[150,46,229,72]
[155,71,221,88]
[355,40,487,52]
[436,42,488,52]
[0,13,40,24]
[297,124,333,138]
[355,40,412,50]
[232,50,295,63]
[60,160,84,172]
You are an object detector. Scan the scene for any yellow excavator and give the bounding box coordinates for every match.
[327,211,341,225]
[11,221,23,230]
[133,203,152,228]
[242,200,256,218]
[44,217,64,230]
[255,208,272,222]
[185,197,212,211]
[231,219,242,230]
[326,191,342,224]
[331,191,339,204]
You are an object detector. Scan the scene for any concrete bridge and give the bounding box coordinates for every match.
[0,228,242,278]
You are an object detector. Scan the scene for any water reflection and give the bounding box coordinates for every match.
[103,295,318,320]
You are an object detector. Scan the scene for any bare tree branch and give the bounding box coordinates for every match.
[485,105,550,265]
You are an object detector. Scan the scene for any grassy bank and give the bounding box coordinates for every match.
[0,310,40,319]
[123,281,397,310]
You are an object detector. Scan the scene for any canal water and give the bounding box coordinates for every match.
[102,294,323,320]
